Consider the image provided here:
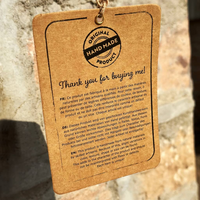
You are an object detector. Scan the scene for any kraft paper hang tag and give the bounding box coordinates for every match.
[33,4,161,194]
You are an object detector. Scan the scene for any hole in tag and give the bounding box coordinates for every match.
[95,14,104,25]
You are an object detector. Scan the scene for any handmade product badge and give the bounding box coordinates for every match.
[33,1,161,194]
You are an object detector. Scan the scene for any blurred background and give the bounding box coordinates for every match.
[190,0,200,199]
[0,0,200,199]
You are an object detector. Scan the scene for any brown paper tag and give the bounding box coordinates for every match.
[33,4,161,194]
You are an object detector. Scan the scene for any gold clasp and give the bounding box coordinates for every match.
[95,0,109,25]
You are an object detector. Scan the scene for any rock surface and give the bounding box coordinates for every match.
[0,0,198,200]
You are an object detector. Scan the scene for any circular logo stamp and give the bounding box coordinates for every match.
[83,26,121,68]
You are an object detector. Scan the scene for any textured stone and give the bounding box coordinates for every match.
[59,183,113,200]
[0,0,197,200]
[158,98,194,124]
[158,19,192,91]
[160,182,198,200]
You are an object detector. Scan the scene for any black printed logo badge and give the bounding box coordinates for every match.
[83,27,121,68]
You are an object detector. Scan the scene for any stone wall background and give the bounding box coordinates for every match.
[0,0,198,200]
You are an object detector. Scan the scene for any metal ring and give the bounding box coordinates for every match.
[95,14,104,25]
